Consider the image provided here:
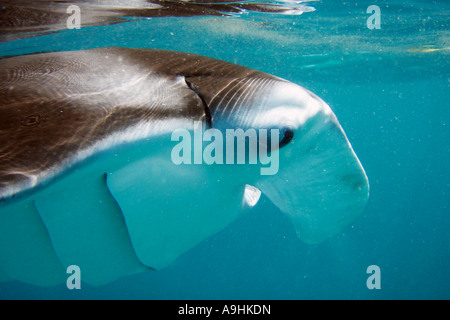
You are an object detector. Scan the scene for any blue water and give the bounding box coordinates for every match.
[0,0,449,299]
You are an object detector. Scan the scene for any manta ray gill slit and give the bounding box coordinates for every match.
[184,76,213,129]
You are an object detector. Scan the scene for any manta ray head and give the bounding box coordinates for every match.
[182,67,370,244]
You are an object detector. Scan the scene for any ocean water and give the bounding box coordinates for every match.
[0,0,449,299]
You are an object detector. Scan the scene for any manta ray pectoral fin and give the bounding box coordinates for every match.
[34,173,148,286]
[106,152,247,270]
[0,200,66,286]
[256,111,369,244]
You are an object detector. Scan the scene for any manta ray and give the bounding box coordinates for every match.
[0,48,369,286]
[0,0,317,42]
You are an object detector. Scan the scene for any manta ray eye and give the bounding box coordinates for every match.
[279,128,294,148]
[261,127,294,153]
